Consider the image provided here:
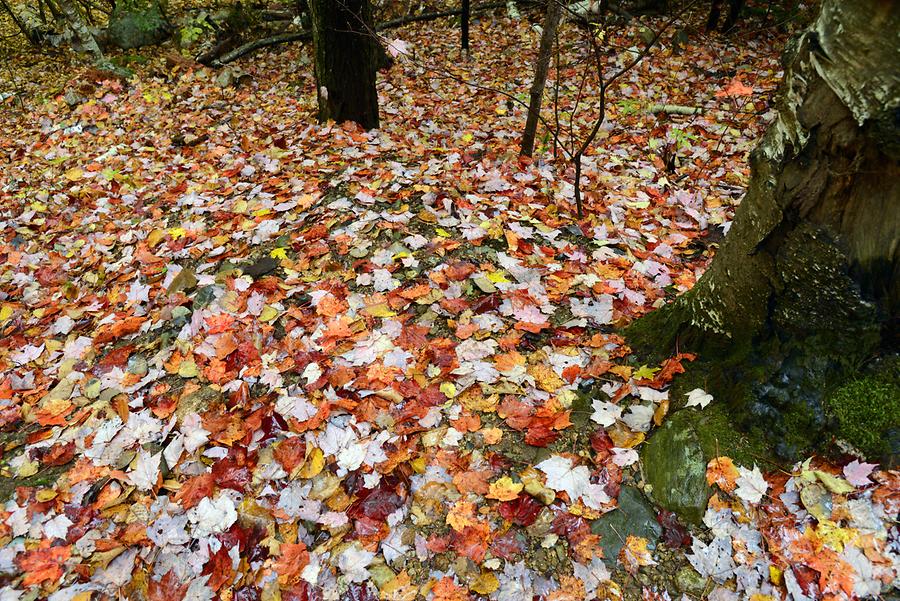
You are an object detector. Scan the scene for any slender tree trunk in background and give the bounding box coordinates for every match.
[629,0,899,460]
[309,0,380,129]
[520,0,562,157]
[461,0,470,53]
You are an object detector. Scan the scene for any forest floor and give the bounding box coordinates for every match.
[1,5,898,601]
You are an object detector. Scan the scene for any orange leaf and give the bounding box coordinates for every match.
[17,543,72,587]
[706,456,739,492]
[274,542,310,586]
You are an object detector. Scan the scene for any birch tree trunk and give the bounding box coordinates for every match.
[309,0,380,130]
[628,0,899,460]
[520,0,562,157]
[54,0,108,64]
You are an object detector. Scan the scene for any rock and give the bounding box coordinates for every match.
[241,257,278,279]
[63,89,85,108]
[106,2,171,50]
[675,566,707,596]
[641,410,710,525]
[641,404,770,524]
[591,486,661,563]
[215,67,252,88]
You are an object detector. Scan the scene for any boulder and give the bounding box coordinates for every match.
[106,1,171,50]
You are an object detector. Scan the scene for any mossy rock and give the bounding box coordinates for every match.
[825,356,900,464]
[591,486,661,564]
[641,404,771,524]
[107,1,171,49]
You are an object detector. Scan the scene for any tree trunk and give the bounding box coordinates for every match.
[461,0,470,53]
[53,0,115,69]
[308,0,380,130]
[628,0,899,461]
[520,0,562,157]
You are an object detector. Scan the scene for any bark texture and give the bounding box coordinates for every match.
[520,0,562,157]
[309,0,380,130]
[629,0,899,459]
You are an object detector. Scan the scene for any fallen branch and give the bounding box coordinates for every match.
[647,104,703,115]
[206,0,515,66]
[205,31,311,66]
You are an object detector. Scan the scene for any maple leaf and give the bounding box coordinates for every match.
[16,543,71,586]
[734,464,769,504]
[843,459,877,487]
[273,542,310,585]
[716,76,753,98]
[706,456,739,492]
[684,388,713,409]
[618,535,656,575]
[129,449,161,491]
[487,476,524,501]
[535,455,591,501]
[148,570,189,601]
[590,399,621,427]
[688,536,735,583]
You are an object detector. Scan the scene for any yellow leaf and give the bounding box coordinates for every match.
[270,247,288,260]
[814,470,854,494]
[178,360,199,378]
[362,303,397,318]
[410,456,427,474]
[633,365,659,380]
[0,305,13,323]
[36,489,58,502]
[64,167,84,181]
[470,572,499,595]
[487,476,524,501]
[440,382,457,398]
[480,427,503,445]
[296,447,325,479]
[168,227,187,240]
[380,570,418,601]
[259,305,279,322]
[446,500,477,532]
[16,457,39,478]
[608,424,644,448]
[619,535,656,575]
[527,363,564,393]
[435,228,452,238]
[147,228,166,247]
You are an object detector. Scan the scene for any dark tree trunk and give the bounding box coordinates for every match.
[461,0,470,53]
[629,0,899,460]
[309,0,380,129]
[520,0,562,157]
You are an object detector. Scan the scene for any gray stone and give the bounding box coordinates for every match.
[591,486,661,563]
[641,410,710,525]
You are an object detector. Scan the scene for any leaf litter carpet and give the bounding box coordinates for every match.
[1,9,898,601]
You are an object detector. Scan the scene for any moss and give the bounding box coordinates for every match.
[825,358,900,460]
[0,464,70,502]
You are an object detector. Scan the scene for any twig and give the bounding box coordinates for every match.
[206,0,512,66]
